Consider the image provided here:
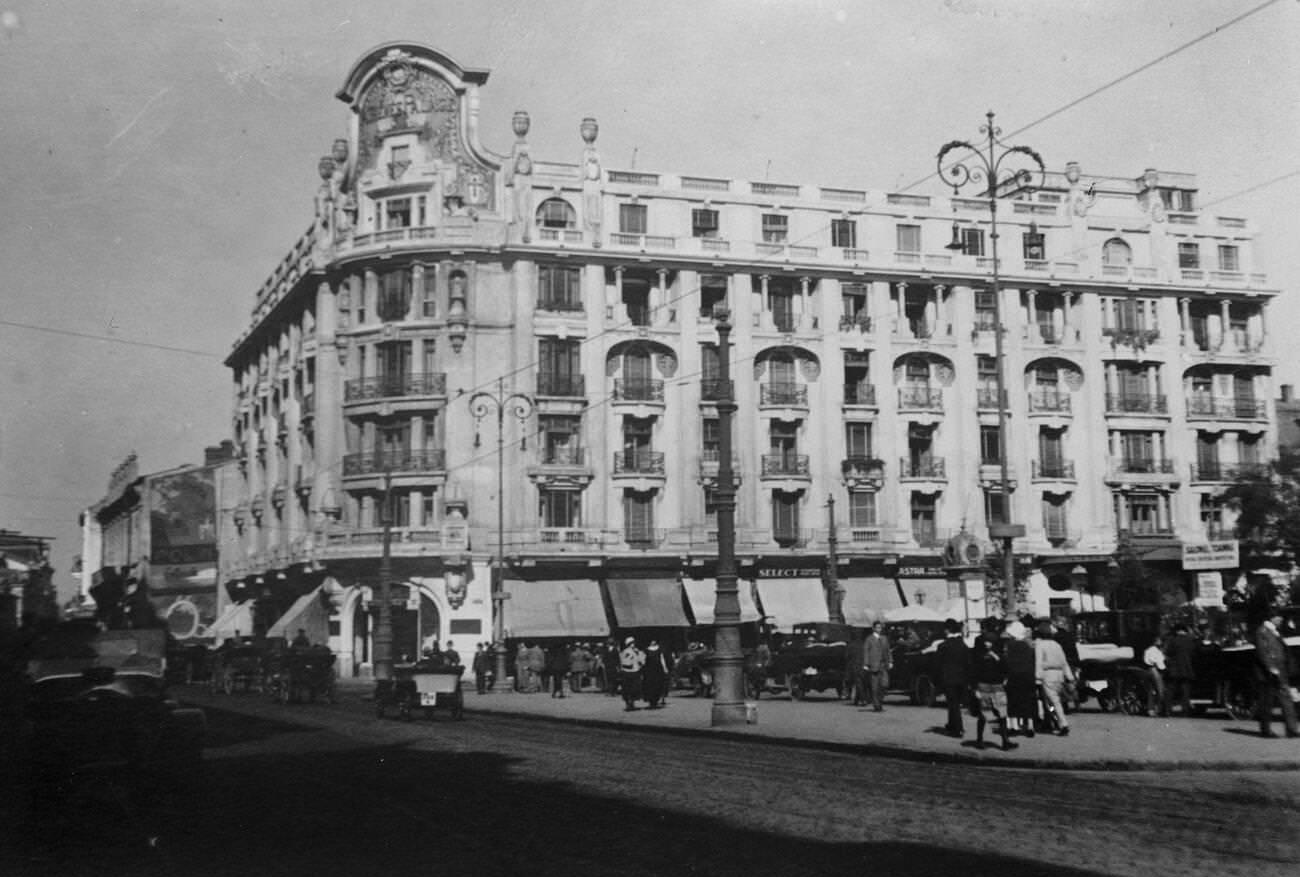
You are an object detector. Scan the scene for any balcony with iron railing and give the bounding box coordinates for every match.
[1028,387,1072,414]
[612,378,665,403]
[1185,395,1266,420]
[1102,326,1161,349]
[1105,392,1168,416]
[838,313,873,333]
[612,450,666,476]
[1190,461,1269,482]
[761,454,811,478]
[899,457,946,480]
[1032,460,1076,481]
[843,383,877,406]
[537,373,586,398]
[898,385,943,411]
[344,373,447,403]
[841,456,885,489]
[759,382,808,408]
[698,450,743,487]
[700,379,733,402]
[977,387,1008,411]
[343,449,447,477]
[537,296,584,313]
[1108,457,1176,479]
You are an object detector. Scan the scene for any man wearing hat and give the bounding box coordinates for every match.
[618,636,645,711]
[935,618,969,737]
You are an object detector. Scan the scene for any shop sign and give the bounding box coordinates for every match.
[756,567,822,578]
[1182,540,1239,571]
[1195,571,1224,605]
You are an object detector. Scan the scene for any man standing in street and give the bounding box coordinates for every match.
[935,618,969,737]
[472,642,492,694]
[1164,623,1198,717]
[863,621,892,712]
[1255,610,1299,739]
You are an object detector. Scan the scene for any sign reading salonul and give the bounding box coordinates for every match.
[1181,540,1239,571]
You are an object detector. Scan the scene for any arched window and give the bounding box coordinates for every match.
[1102,238,1132,267]
[536,198,577,229]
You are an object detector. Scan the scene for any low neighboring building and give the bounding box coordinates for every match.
[0,528,54,629]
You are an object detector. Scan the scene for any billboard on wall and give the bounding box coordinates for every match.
[148,467,218,591]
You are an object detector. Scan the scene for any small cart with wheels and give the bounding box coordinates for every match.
[375,662,465,721]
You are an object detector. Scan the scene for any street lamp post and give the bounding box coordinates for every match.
[937,111,1045,617]
[374,468,395,683]
[825,494,845,625]
[710,310,747,725]
[469,377,536,687]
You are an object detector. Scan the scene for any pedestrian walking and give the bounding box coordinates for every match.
[1164,623,1197,716]
[863,621,892,711]
[1033,621,1074,736]
[598,638,621,696]
[1254,611,1299,739]
[525,641,546,693]
[546,643,571,698]
[568,641,592,693]
[642,640,670,708]
[1141,636,1168,717]
[618,636,645,711]
[935,618,969,737]
[971,624,1014,751]
[845,629,867,705]
[1003,621,1037,737]
[472,642,492,694]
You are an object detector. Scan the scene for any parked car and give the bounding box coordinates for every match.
[767,622,862,700]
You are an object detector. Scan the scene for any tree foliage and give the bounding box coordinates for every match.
[1220,446,1300,572]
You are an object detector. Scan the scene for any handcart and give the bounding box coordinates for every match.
[375,662,465,720]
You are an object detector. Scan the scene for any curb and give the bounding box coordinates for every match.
[463,701,1300,773]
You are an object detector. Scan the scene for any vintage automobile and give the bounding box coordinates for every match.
[23,623,206,800]
[264,644,337,705]
[671,643,715,696]
[884,621,948,707]
[1074,610,1162,714]
[375,659,465,720]
[208,640,266,694]
[766,622,860,700]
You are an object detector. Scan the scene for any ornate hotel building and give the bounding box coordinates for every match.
[223,42,1278,675]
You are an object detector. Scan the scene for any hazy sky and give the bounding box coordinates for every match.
[1,0,1296,601]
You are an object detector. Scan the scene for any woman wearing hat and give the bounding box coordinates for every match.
[618,637,645,711]
[1003,620,1038,737]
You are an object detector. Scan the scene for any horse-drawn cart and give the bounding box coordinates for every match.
[375,662,465,720]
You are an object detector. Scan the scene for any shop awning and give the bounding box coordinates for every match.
[504,579,610,639]
[267,587,329,644]
[208,601,254,644]
[606,577,690,629]
[895,578,952,613]
[682,578,762,625]
[838,576,902,627]
[754,578,828,630]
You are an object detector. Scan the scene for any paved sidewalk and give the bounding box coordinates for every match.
[340,678,1300,772]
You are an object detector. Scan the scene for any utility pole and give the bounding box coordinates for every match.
[374,467,394,683]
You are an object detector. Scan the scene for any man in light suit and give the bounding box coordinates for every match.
[863,621,892,712]
[1255,611,1299,739]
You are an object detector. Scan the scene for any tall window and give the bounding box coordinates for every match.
[618,203,647,234]
[421,342,437,379]
[699,275,727,318]
[769,420,798,462]
[960,227,986,257]
[1196,432,1220,479]
[377,268,411,322]
[772,491,800,545]
[539,415,581,465]
[539,488,581,528]
[538,265,582,311]
[1039,428,1065,475]
[623,279,651,327]
[1123,493,1163,535]
[979,425,1002,466]
[1042,495,1068,541]
[896,223,921,254]
[421,266,438,318]
[538,338,581,395]
[1023,229,1046,260]
[1178,242,1200,270]
[984,490,1007,526]
[1218,244,1240,272]
[622,417,654,469]
[843,351,871,404]
[761,214,789,243]
[1102,238,1132,267]
[1200,494,1228,538]
[848,491,877,528]
[974,291,997,331]
[691,208,719,239]
[841,283,868,321]
[910,492,937,545]
[977,355,998,404]
[536,198,577,229]
[831,218,857,249]
[377,341,410,391]
[382,197,411,230]
[769,281,796,332]
[702,417,720,462]
[845,422,873,458]
[624,490,655,545]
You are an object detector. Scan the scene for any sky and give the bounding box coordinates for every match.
[1,0,1296,603]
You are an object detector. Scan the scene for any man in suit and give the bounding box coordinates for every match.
[1255,611,1299,739]
[1164,623,1198,716]
[863,621,892,712]
[935,618,969,737]
[845,629,867,705]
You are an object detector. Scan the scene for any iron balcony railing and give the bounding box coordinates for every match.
[343,449,446,477]
[1185,395,1266,419]
[344,373,447,402]
[760,382,807,406]
[900,457,946,479]
[1191,462,1268,482]
[1111,457,1175,475]
[843,383,876,405]
[700,379,733,402]
[899,386,943,410]
[537,374,586,398]
[977,387,1008,410]
[613,450,665,475]
[538,447,586,466]
[612,378,665,402]
[761,454,810,477]
[838,313,873,332]
[1105,392,1168,415]
[1032,460,1076,479]
[1028,387,1072,413]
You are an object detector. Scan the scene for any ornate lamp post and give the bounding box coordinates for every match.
[936,111,1045,616]
[710,309,747,725]
[469,377,536,686]
[373,468,395,684]
[825,494,845,625]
